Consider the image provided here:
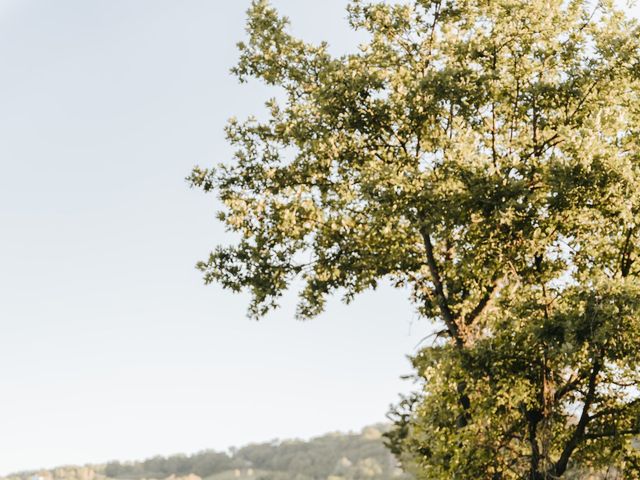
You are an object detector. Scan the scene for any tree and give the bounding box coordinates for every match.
[190,0,640,477]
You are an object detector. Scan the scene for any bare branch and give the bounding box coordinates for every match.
[464,276,505,326]
[419,226,462,347]
[551,354,601,477]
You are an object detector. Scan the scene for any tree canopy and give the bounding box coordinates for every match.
[191,0,640,477]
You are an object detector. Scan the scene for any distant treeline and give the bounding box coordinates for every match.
[104,450,237,479]
[3,425,408,480]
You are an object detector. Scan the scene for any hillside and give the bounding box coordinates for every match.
[1,425,409,480]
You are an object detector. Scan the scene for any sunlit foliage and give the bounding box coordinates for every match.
[191,0,640,477]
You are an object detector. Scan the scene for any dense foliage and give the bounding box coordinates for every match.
[191,0,640,477]
[2,427,404,480]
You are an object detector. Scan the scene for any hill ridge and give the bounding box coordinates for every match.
[2,424,409,480]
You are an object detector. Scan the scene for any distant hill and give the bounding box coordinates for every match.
[1,425,409,480]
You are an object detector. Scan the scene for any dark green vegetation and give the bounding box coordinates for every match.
[191,0,640,477]
[1,426,407,480]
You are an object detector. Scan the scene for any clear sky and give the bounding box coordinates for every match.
[0,0,426,474]
[1,0,639,476]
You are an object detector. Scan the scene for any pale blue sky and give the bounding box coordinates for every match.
[0,0,424,474]
[1,0,639,475]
